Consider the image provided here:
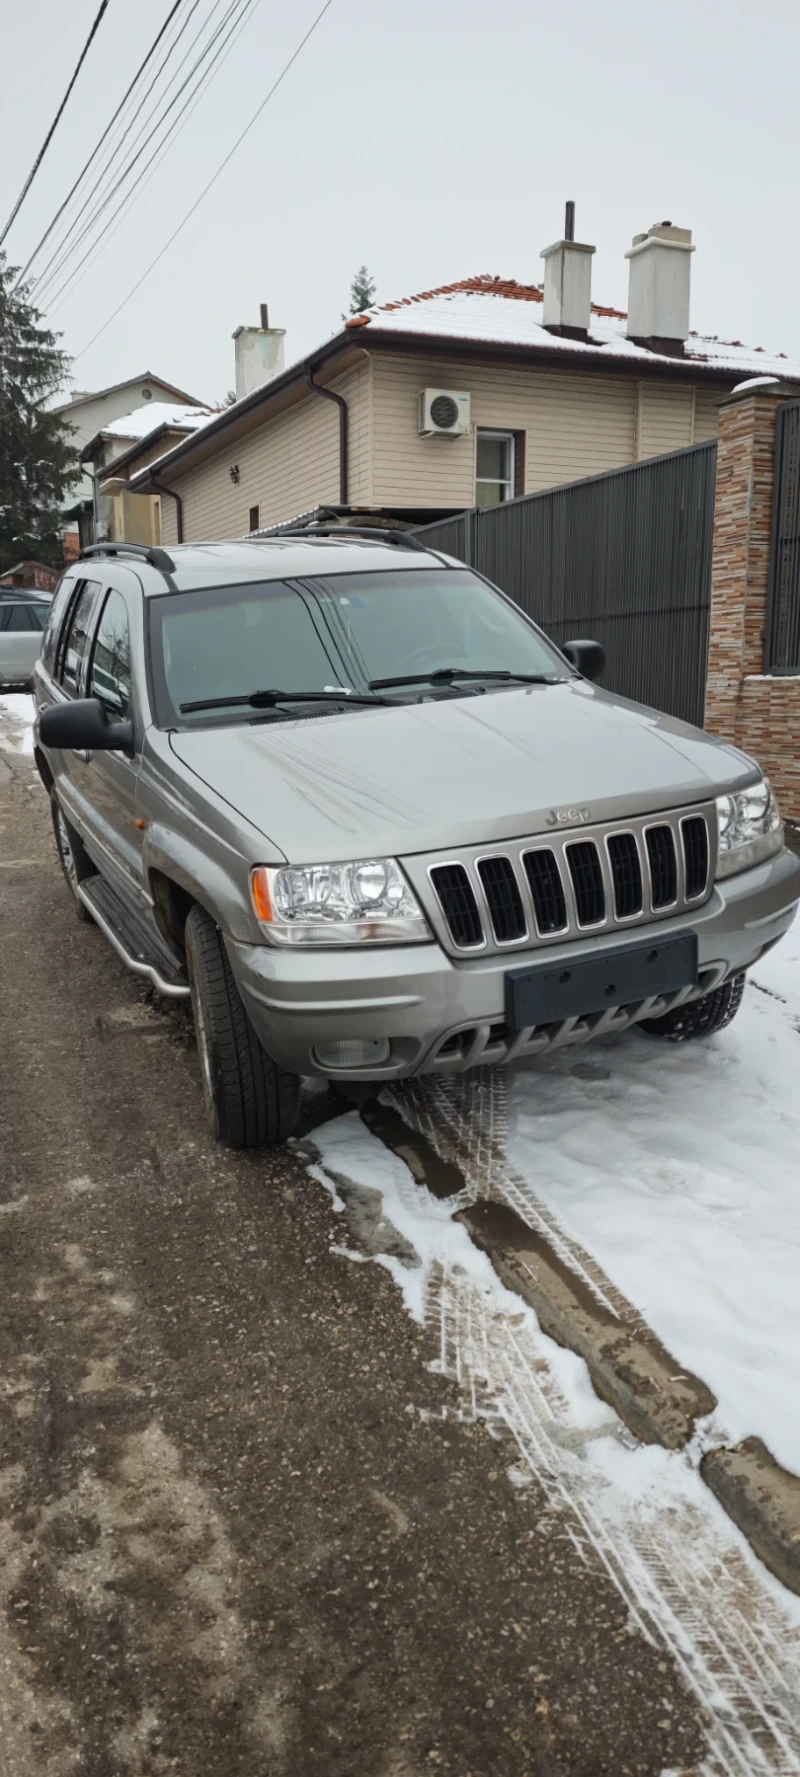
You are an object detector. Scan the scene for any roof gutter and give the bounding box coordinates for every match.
[304,366,348,503]
[146,472,183,544]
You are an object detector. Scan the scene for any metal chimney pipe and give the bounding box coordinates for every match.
[564,201,575,242]
[260,302,269,329]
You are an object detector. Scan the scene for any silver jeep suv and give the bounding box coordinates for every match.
[34,532,800,1148]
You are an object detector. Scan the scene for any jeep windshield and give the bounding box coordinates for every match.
[147,568,571,728]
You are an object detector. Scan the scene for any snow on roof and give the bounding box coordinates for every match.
[102,402,218,442]
[346,276,800,379]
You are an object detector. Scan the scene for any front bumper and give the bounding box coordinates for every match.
[226,846,800,1080]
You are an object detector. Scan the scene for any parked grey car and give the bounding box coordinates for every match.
[0,589,52,690]
[34,534,800,1149]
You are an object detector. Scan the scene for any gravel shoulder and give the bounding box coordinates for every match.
[0,741,705,1777]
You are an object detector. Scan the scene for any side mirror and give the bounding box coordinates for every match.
[39,697,134,755]
[562,638,605,683]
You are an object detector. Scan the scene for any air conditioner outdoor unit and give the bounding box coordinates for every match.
[419,388,471,438]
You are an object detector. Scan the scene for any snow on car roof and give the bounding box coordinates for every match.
[346,275,800,379]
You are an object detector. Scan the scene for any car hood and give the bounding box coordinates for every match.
[168,682,757,863]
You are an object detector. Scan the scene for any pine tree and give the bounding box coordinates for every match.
[344,265,376,319]
[0,254,80,571]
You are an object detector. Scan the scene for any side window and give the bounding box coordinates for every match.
[89,589,132,722]
[60,579,102,696]
[31,604,52,631]
[7,605,33,631]
[41,576,79,675]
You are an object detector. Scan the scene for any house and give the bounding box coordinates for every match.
[0,560,60,592]
[53,371,208,545]
[128,219,800,547]
[80,404,217,548]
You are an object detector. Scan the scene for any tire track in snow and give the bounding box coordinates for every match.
[385,1072,653,1333]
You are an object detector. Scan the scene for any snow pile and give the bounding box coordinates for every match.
[0,693,35,755]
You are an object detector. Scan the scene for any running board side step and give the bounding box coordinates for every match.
[78,876,191,999]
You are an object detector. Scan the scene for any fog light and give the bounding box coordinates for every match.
[314,1038,391,1070]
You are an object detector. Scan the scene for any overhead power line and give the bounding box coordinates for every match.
[0,0,111,250]
[14,0,188,289]
[47,0,264,317]
[36,0,257,310]
[75,0,335,362]
[26,0,214,301]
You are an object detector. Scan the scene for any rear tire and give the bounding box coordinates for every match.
[185,903,300,1148]
[639,973,746,1042]
[51,793,95,921]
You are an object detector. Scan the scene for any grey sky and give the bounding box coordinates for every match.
[3,0,798,406]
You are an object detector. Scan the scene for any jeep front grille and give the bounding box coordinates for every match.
[645,824,678,908]
[418,803,715,956]
[606,831,643,919]
[522,849,568,934]
[681,815,710,900]
[428,863,483,948]
[565,840,606,927]
[476,856,526,943]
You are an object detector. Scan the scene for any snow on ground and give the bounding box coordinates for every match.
[0,694,35,755]
[506,930,800,1474]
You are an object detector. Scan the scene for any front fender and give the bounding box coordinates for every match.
[143,822,260,944]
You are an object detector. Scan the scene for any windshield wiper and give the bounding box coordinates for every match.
[180,687,394,714]
[369,667,569,691]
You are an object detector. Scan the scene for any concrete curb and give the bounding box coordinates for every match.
[459,1199,716,1451]
[701,1440,800,1597]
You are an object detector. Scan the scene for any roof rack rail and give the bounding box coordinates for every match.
[79,541,175,574]
[256,524,431,553]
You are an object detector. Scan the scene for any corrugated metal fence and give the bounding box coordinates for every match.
[766,398,800,673]
[412,440,717,727]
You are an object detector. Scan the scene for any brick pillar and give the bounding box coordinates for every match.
[705,381,800,819]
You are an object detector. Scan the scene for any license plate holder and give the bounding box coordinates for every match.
[505,931,698,1029]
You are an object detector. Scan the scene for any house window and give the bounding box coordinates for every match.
[249,505,260,533]
[476,431,515,507]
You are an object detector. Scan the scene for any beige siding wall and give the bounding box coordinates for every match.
[368,353,730,505]
[694,383,726,442]
[162,361,370,545]
[636,381,695,459]
[157,349,732,546]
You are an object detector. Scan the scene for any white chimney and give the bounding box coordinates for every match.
[625,222,694,352]
[540,201,596,339]
[232,303,286,400]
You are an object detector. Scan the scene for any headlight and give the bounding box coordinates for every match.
[715,778,783,879]
[250,857,431,945]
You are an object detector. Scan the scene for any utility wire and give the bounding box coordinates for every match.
[0,0,111,249]
[74,0,335,362]
[31,0,231,302]
[14,0,188,288]
[48,0,264,316]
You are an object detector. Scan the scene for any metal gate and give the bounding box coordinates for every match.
[766,398,800,674]
[413,440,717,727]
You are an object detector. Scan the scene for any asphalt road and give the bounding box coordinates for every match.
[0,736,706,1777]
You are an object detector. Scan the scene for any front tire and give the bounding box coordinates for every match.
[185,903,300,1148]
[51,794,95,921]
[639,973,746,1042]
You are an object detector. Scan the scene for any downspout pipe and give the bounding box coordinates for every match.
[304,367,348,504]
[148,472,183,544]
